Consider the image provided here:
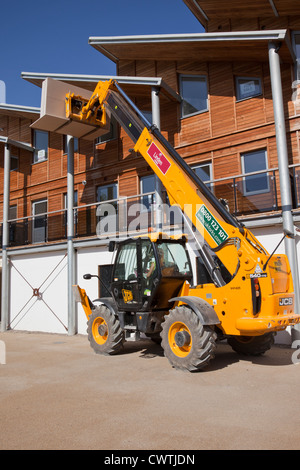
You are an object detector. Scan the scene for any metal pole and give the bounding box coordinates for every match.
[151,86,164,230]
[1,143,11,332]
[67,135,76,335]
[268,41,300,340]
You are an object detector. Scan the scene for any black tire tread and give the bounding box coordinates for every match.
[87,305,124,355]
[227,332,275,356]
[161,306,217,372]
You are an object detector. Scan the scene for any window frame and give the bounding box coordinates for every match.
[32,198,48,243]
[95,116,117,145]
[33,130,48,163]
[96,182,119,234]
[140,174,155,212]
[9,205,17,221]
[192,162,213,192]
[63,135,78,154]
[142,110,152,125]
[96,182,118,203]
[241,149,269,196]
[235,76,262,102]
[292,31,300,81]
[10,155,18,172]
[179,74,209,119]
[63,191,78,235]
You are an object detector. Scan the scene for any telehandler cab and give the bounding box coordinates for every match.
[48,78,300,371]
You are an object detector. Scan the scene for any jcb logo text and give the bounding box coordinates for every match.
[279,297,293,306]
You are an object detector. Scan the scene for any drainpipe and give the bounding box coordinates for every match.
[67,135,76,335]
[151,86,164,230]
[1,143,11,332]
[268,41,300,341]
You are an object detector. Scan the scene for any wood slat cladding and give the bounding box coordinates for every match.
[0,115,32,144]
[48,133,62,181]
[193,0,275,18]
[100,39,292,63]
[209,62,236,136]
[183,0,300,29]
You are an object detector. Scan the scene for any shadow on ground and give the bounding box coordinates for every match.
[114,337,294,372]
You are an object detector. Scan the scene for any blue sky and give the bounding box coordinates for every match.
[0,0,202,108]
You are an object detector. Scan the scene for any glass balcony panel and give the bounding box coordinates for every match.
[235,173,277,215]
[214,180,237,215]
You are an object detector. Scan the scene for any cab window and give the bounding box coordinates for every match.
[114,242,137,281]
[157,242,192,277]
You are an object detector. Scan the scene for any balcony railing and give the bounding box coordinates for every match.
[210,164,300,215]
[2,164,300,248]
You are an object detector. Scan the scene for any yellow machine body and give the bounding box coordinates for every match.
[67,80,300,341]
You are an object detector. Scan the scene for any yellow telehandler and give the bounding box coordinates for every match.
[65,79,300,371]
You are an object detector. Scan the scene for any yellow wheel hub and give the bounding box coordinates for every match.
[168,321,192,357]
[92,316,108,345]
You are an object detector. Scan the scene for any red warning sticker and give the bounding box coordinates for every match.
[147,143,171,175]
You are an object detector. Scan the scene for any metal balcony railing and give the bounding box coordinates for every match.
[1,164,300,248]
[209,164,300,216]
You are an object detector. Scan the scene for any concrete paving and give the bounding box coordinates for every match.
[0,330,299,450]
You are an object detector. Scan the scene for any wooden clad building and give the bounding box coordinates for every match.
[1,0,300,338]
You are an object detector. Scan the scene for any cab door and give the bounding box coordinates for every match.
[111,239,142,311]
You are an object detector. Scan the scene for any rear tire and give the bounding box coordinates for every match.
[227,332,274,356]
[87,305,124,355]
[161,306,217,372]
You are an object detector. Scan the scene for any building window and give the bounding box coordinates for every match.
[241,149,269,195]
[11,155,18,171]
[179,75,208,118]
[293,32,300,80]
[64,191,78,236]
[63,135,78,154]
[9,205,17,221]
[192,162,213,191]
[142,111,152,125]
[96,183,118,234]
[97,183,118,203]
[32,199,47,243]
[64,191,78,210]
[236,77,262,101]
[140,174,155,210]
[96,116,117,145]
[9,205,17,243]
[33,130,48,163]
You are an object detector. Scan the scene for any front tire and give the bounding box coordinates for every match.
[161,306,217,372]
[87,305,124,355]
[227,332,274,356]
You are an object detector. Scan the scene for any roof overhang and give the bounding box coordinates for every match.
[88,30,295,64]
[183,0,300,28]
[0,103,40,120]
[0,136,34,152]
[21,72,181,103]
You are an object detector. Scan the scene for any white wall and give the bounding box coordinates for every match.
[76,245,114,334]
[9,250,68,334]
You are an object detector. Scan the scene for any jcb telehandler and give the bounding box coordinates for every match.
[66,79,300,371]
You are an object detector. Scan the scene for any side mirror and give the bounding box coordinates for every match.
[83,273,92,280]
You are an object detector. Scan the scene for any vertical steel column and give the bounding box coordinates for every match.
[67,135,76,335]
[151,86,164,230]
[268,42,300,340]
[1,143,11,332]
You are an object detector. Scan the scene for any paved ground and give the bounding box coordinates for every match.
[0,330,299,450]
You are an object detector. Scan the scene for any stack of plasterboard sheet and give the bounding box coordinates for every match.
[30,78,110,140]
